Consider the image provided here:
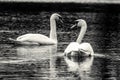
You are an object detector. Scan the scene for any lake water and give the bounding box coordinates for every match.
[0,11,120,80]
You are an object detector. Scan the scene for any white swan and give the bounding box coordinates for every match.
[64,19,94,56]
[9,13,62,45]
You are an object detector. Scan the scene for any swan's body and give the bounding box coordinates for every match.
[14,34,56,45]
[64,19,94,56]
[9,13,62,45]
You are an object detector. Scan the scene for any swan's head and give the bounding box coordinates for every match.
[71,19,87,29]
[50,13,63,23]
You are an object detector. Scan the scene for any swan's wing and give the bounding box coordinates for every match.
[79,43,94,55]
[16,34,56,45]
[64,42,94,56]
[64,42,80,54]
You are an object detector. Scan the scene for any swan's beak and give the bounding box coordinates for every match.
[59,17,63,23]
[60,19,63,23]
[71,24,77,29]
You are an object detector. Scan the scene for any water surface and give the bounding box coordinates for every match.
[0,12,120,80]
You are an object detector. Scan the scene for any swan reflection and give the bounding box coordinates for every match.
[16,45,57,61]
[17,45,60,79]
[64,56,94,80]
[0,45,57,64]
[0,44,64,80]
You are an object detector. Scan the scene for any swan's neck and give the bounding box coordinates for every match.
[50,18,57,42]
[76,24,87,43]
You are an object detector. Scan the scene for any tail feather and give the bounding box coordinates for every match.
[8,38,17,42]
[8,38,22,45]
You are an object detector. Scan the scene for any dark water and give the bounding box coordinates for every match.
[0,11,120,80]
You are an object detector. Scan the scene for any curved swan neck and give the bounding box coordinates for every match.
[76,23,87,43]
[50,17,57,41]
